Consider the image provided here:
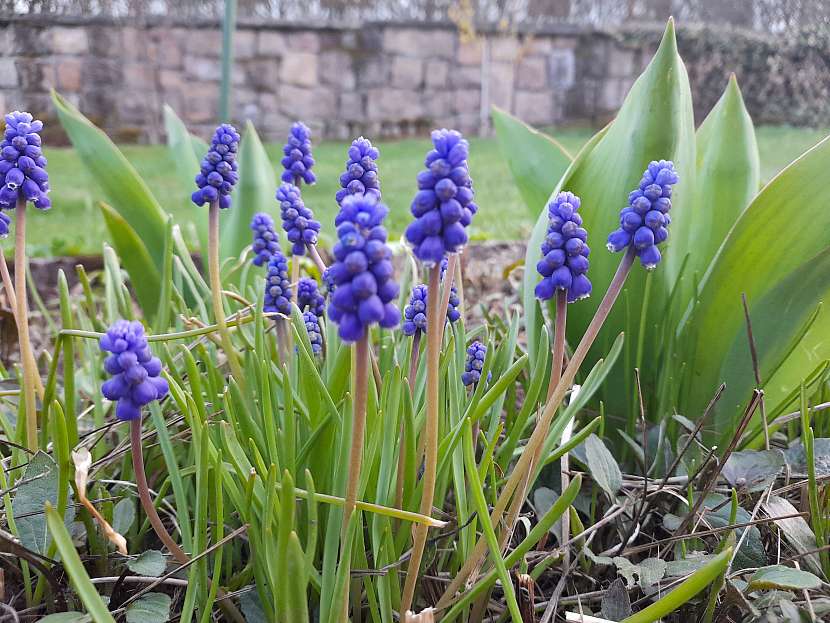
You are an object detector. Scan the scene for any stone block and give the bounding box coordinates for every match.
[287,31,320,53]
[514,91,555,125]
[233,29,257,60]
[258,30,286,56]
[608,48,635,78]
[280,52,317,87]
[55,57,82,91]
[153,38,183,69]
[183,82,218,123]
[185,29,222,58]
[339,91,364,121]
[367,87,422,121]
[391,56,423,89]
[355,56,388,88]
[424,59,449,89]
[383,27,454,59]
[458,36,482,65]
[280,85,336,119]
[516,56,547,90]
[159,69,184,90]
[243,59,279,93]
[490,36,518,62]
[549,48,575,89]
[423,89,452,119]
[488,62,515,109]
[599,77,625,111]
[185,56,221,82]
[319,50,355,90]
[452,89,480,115]
[0,58,18,89]
[50,26,87,55]
[524,36,553,55]
[457,65,482,88]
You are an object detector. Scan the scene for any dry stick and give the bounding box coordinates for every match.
[308,243,327,275]
[742,293,769,449]
[14,199,38,450]
[129,419,246,623]
[437,248,636,609]
[401,264,443,614]
[454,252,465,315]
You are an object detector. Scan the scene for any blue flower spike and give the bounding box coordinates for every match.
[405,129,478,266]
[462,340,490,387]
[336,136,381,206]
[276,182,321,257]
[535,191,592,303]
[402,260,461,337]
[303,311,323,355]
[327,193,400,342]
[100,321,169,421]
[281,122,316,186]
[297,277,326,318]
[264,250,292,316]
[607,160,679,269]
[250,212,280,266]
[191,124,240,210]
[0,111,50,234]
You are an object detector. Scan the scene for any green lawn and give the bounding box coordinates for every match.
[28,125,829,257]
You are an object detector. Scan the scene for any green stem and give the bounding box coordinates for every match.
[219,0,237,122]
[14,199,38,450]
[401,264,443,614]
[208,201,244,385]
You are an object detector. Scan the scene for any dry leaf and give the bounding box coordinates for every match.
[72,448,127,555]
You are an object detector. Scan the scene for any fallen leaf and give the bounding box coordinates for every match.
[72,448,127,554]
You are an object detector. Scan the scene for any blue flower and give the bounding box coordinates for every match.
[264,250,292,315]
[192,124,240,210]
[336,136,381,206]
[281,122,316,186]
[100,320,169,421]
[462,340,490,387]
[277,182,321,256]
[303,311,323,355]
[250,212,280,266]
[535,191,592,303]
[297,277,325,317]
[402,277,461,337]
[606,160,679,269]
[405,129,478,266]
[0,111,50,216]
[326,194,400,342]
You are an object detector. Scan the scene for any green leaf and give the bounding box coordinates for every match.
[40,614,91,623]
[221,121,277,262]
[689,75,760,280]
[722,449,784,492]
[51,90,167,268]
[492,106,572,217]
[748,565,822,592]
[127,550,167,577]
[100,205,162,321]
[13,451,73,555]
[112,498,135,535]
[583,434,622,497]
[126,592,172,623]
[620,547,731,623]
[45,503,115,623]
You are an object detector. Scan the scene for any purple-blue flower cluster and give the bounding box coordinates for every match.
[0,111,50,231]
[100,320,169,421]
[264,250,292,315]
[303,311,323,355]
[297,277,325,318]
[277,183,320,256]
[250,212,280,266]
[336,137,380,206]
[191,124,240,210]
[462,340,490,387]
[326,194,399,342]
[281,122,316,186]
[401,283,461,337]
[607,160,678,269]
[405,129,478,266]
[535,191,591,303]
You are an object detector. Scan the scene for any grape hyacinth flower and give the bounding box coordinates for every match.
[402,282,461,337]
[100,320,169,421]
[606,160,679,269]
[264,250,292,315]
[281,122,316,186]
[303,311,323,355]
[297,277,325,317]
[405,129,478,266]
[535,191,592,303]
[461,340,490,387]
[191,124,240,210]
[326,194,399,342]
[277,182,321,256]
[0,111,50,222]
[336,136,381,206]
[250,212,280,266]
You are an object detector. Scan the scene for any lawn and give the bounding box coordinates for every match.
[29,124,829,257]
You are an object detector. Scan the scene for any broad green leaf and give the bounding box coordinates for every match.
[748,565,822,592]
[100,204,161,320]
[492,106,572,217]
[127,549,167,577]
[51,90,167,268]
[126,592,172,623]
[583,434,622,496]
[40,614,91,623]
[112,498,135,535]
[721,449,784,492]
[221,121,277,262]
[45,503,115,623]
[689,75,760,283]
[13,452,73,555]
[163,104,208,253]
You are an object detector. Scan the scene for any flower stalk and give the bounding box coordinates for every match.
[15,199,38,449]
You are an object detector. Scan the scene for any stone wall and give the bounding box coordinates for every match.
[0,15,649,142]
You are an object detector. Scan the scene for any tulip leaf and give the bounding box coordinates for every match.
[51,90,168,270]
[221,120,277,263]
[492,106,572,217]
[748,565,822,592]
[100,203,162,321]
